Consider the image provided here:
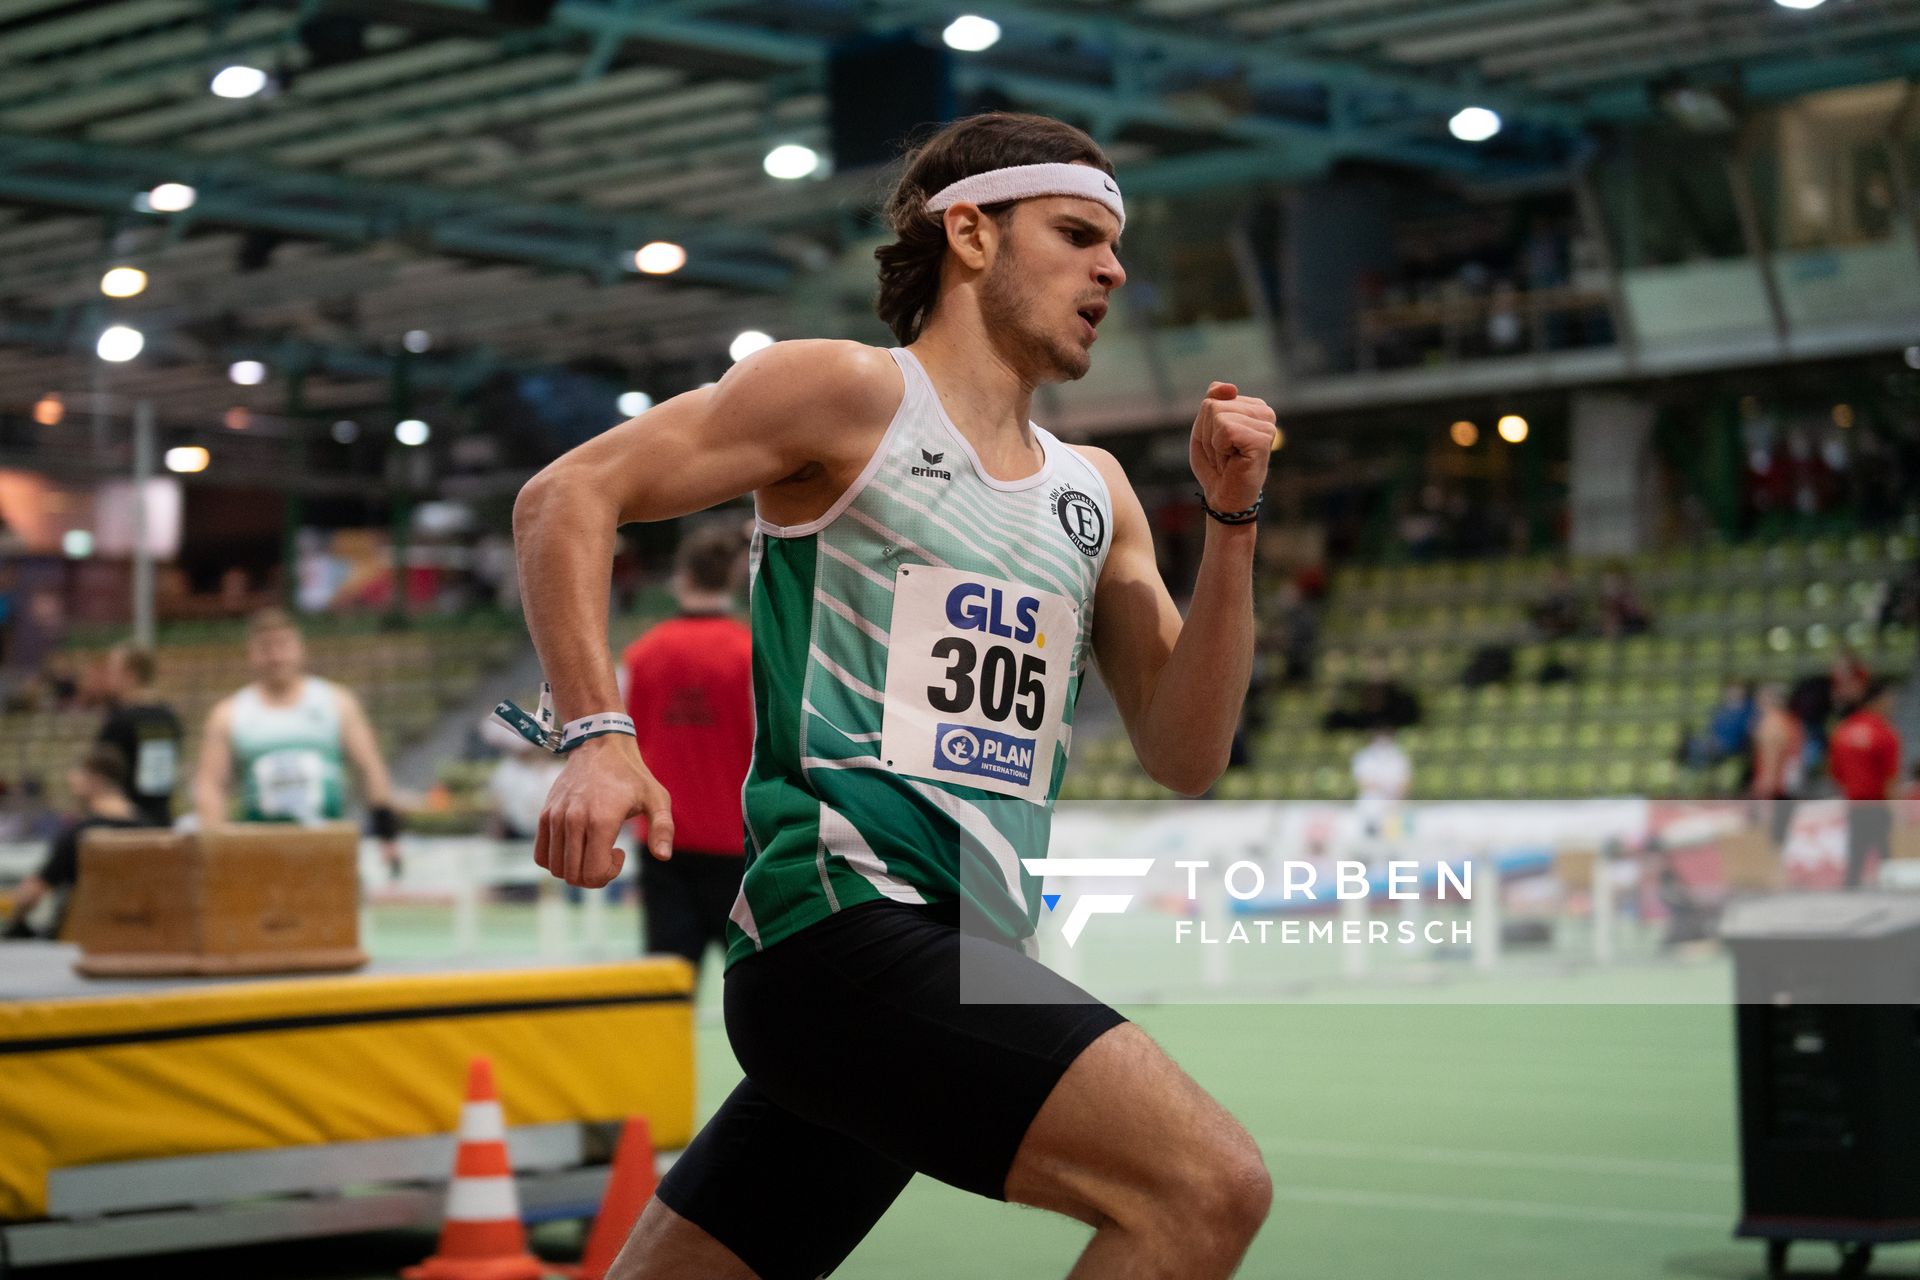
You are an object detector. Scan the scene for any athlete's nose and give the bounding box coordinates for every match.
[1095,249,1125,291]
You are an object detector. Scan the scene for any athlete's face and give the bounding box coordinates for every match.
[248,626,306,685]
[979,197,1125,384]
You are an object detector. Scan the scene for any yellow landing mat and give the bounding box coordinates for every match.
[0,956,694,1220]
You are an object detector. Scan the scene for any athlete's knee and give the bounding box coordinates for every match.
[1160,1125,1270,1255]
[1196,1129,1271,1245]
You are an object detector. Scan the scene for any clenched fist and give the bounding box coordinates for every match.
[1189,382,1278,514]
[534,735,675,888]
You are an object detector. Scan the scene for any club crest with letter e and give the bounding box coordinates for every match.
[1051,484,1105,557]
[880,564,1077,804]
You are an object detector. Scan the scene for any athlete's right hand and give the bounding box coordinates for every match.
[534,735,675,888]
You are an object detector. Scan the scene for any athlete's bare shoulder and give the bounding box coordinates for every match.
[727,341,904,522]
[1065,442,1128,493]
[718,339,900,439]
[202,693,236,731]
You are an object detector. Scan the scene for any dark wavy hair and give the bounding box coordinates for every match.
[874,113,1114,345]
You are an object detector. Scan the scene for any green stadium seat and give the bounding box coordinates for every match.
[1215,771,1255,801]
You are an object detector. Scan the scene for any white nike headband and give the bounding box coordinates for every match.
[924,162,1125,232]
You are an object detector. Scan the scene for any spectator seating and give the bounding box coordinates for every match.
[1060,530,1917,802]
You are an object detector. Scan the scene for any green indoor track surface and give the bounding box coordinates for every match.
[22,899,1918,1280]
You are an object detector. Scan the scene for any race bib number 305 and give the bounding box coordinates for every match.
[880,564,1077,805]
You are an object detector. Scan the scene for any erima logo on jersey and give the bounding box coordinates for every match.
[911,448,951,481]
[934,723,1035,786]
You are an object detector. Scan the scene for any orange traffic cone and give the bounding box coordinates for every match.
[568,1117,658,1280]
[404,1057,549,1280]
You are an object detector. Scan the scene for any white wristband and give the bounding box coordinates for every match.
[491,682,636,754]
[560,711,636,751]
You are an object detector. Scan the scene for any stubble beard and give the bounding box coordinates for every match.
[980,243,1091,384]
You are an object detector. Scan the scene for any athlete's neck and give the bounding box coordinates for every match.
[675,588,733,615]
[906,328,1044,476]
[257,676,304,703]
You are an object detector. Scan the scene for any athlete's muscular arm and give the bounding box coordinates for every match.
[336,688,394,808]
[1083,383,1277,796]
[514,339,897,887]
[192,697,235,828]
[335,687,403,869]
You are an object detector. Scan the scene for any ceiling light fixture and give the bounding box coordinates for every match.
[1449,106,1501,143]
[166,446,210,473]
[763,144,821,180]
[210,65,270,99]
[97,325,144,362]
[144,182,197,213]
[729,330,774,362]
[100,266,148,298]
[634,241,687,275]
[943,15,1002,51]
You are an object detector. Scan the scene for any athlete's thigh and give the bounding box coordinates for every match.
[725,902,1124,1201]
[653,1075,913,1280]
[1003,1022,1258,1229]
[608,1198,753,1280]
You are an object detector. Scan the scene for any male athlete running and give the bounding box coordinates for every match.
[515,113,1277,1279]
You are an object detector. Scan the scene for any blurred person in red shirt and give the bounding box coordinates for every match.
[1830,643,1871,716]
[621,521,753,979]
[1830,679,1902,888]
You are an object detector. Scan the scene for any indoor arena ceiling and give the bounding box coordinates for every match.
[1,0,1917,447]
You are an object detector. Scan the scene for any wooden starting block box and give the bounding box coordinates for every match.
[68,824,366,977]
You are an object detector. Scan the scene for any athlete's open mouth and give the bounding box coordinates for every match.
[1076,301,1107,342]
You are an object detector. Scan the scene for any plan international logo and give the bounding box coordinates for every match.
[911,448,951,480]
[1027,857,1476,948]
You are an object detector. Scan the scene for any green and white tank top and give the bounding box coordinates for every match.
[230,677,348,824]
[727,346,1114,965]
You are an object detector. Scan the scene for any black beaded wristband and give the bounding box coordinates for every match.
[1197,490,1263,525]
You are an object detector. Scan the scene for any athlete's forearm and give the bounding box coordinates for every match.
[355,756,393,809]
[192,780,226,829]
[1132,520,1257,795]
[512,467,626,724]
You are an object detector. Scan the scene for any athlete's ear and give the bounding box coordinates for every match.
[942,202,994,272]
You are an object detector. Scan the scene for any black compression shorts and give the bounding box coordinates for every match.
[655,899,1125,1280]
